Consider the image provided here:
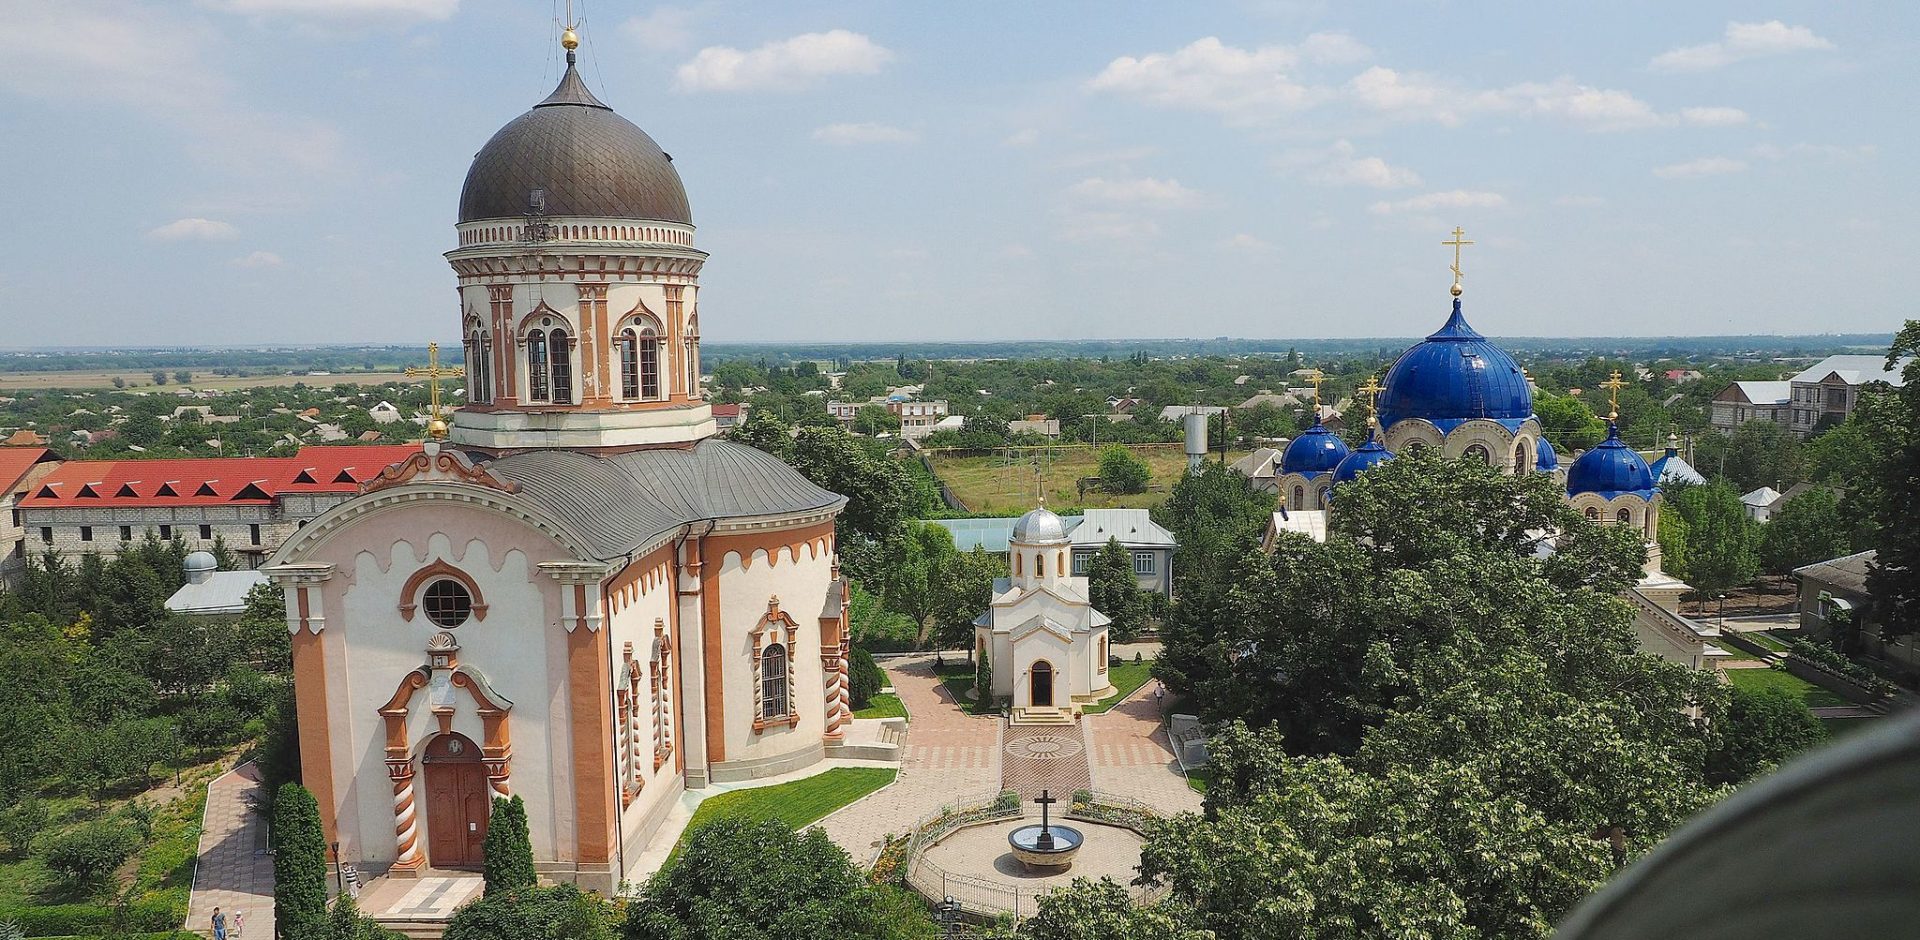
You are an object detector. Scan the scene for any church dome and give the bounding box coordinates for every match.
[1377,299,1532,429]
[1331,430,1393,486]
[458,57,691,225]
[1012,506,1068,543]
[1281,420,1350,475]
[1566,424,1656,498]
[1535,436,1559,472]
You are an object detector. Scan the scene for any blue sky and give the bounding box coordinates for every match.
[0,1,1911,345]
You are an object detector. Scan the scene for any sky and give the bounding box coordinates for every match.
[0,1,1913,346]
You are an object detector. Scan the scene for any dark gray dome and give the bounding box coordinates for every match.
[457,60,691,225]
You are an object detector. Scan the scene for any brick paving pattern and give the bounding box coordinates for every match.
[187,763,275,939]
[1000,723,1093,800]
[818,654,1002,864]
[1088,679,1203,815]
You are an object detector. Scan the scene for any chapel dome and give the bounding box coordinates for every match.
[1012,506,1068,543]
[1331,430,1394,486]
[1535,436,1559,472]
[458,57,691,225]
[1281,420,1350,475]
[1377,299,1533,429]
[1566,424,1656,498]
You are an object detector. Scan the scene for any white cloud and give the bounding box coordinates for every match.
[1651,21,1835,72]
[1652,157,1747,179]
[1494,78,1667,131]
[1066,177,1203,209]
[621,7,700,52]
[1221,233,1275,251]
[675,30,892,92]
[1367,190,1507,215]
[1280,139,1421,188]
[1680,106,1750,127]
[812,122,918,145]
[1086,36,1333,122]
[205,0,457,20]
[1553,195,1606,208]
[1002,129,1040,148]
[1052,146,1158,170]
[230,250,284,268]
[1056,211,1160,242]
[148,218,238,240]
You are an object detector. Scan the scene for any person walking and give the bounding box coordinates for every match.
[232,909,244,939]
[211,906,227,940]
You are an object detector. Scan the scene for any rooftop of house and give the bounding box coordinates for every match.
[19,445,418,507]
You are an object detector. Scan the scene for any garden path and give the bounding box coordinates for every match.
[186,762,274,939]
[1087,679,1202,814]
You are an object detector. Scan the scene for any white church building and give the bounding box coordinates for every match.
[973,507,1115,724]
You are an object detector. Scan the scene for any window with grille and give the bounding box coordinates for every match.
[548,329,573,404]
[640,332,660,399]
[619,330,639,399]
[1132,551,1156,575]
[423,579,473,628]
[760,644,788,719]
[527,331,550,402]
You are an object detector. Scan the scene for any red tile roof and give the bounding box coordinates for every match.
[711,403,742,418]
[19,445,416,508]
[0,447,55,493]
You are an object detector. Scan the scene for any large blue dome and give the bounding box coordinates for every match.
[1281,420,1350,475]
[1566,424,1656,498]
[1332,430,1394,486]
[1377,299,1533,431]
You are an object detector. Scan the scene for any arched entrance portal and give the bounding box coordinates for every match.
[1031,661,1055,708]
[423,732,489,869]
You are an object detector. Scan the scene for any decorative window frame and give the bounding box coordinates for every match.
[651,619,674,769]
[398,560,488,624]
[751,597,800,731]
[617,643,645,805]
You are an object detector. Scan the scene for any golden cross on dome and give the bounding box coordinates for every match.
[406,342,466,441]
[1304,368,1325,411]
[1600,369,1628,422]
[1358,375,1385,429]
[1443,226,1474,297]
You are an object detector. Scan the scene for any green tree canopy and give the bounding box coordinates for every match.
[482,795,536,896]
[1867,321,1920,638]
[1759,486,1851,574]
[1087,537,1145,642]
[1097,446,1151,494]
[273,783,330,940]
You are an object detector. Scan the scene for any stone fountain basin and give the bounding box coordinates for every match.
[1008,823,1084,871]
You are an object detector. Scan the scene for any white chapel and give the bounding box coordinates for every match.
[974,507,1115,724]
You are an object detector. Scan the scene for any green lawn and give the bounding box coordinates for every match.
[1746,631,1791,653]
[933,662,997,715]
[1084,660,1157,714]
[668,768,897,863]
[853,692,908,720]
[1184,767,1213,795]
[926,446,1250,515]
[1726,666,1848,708]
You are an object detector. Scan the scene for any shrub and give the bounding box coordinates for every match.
[41,821,140,892]
[179,703,246,749]
[992,789,1021,813]
[482,796,536,897]
[847,648,885,711]
[0,797,50,856]
[976,648,993,706]
[0,900,178,935]
[121,798,157,840]
[445,883,613,940]
[329,892,407,940]
[1098,446,1151,494]
[272,783,329,940]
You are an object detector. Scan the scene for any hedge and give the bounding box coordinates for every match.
[0,899,177,936]
[24,933,197,940]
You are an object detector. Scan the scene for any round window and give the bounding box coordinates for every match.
[423,579,473,628]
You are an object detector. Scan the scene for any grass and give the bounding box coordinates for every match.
[926,444,1248,515]
[853,692,908,720]
[1184,767,1213,795]
[1746,631,1791,653]
[668,768,897,864]
[1084,660,1157,715]
[933,662,997,715]
[1726,666,1849,708]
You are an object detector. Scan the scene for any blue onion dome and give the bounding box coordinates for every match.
[1332,429,1394,486]
[1535,436,1559,472]
[1281,419,1350,475]
[1566,424,1656,498]
[1376,299,1533,429]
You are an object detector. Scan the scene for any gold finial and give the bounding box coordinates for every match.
[1600,369,1628,423]
[1304,368,1325,414]
[406,341,466,441]
[560,1,581,51]
[1443,225,1474,297]
[1358,375,1384,429]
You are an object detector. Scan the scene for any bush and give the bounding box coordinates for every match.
[0,797,50,856]
[847,648,885,711]
[178,703,245,749]
[41,821,140,893]
[445,884,613,940]
[482,796,535,897]
[0,901,178,935]
[329,893,406,940]
[992,790,1021,813]
[1098,446,1151,495]
[976,649,993,706]
[272,784,329,940]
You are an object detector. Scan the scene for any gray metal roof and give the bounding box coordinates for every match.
[166,569,267,616]
[482,439,844,560]
[1794,549,1875,594]
[458,59,692,225]
[930,508,1177,553]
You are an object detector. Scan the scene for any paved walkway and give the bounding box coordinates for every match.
[1088,680,1202,815]
[1001,723,1091,800]
[818,654,1001,864]
[187,763,275,939]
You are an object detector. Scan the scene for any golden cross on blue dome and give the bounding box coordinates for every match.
[1443,226,1474,297]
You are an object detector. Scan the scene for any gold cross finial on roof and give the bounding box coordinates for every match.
[1304,368,1325,411]
[406,342,466,441]
[1600,369,1628,422]
[1443,226,1474,297]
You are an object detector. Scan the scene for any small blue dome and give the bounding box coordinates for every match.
[1281,420,1350,475]
[1566,424,1656,498]
[1377,299,1533,429]
[1332,430,1394,486]
[1535,436,1559,472]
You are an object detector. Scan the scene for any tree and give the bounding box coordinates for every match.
[1087,537,1144,642]
[1152,463,1274,697]
[876,523,957,646]
[976,647,993,705]
[111,376,126,389]
[0,797,49,856]
[1868,321,1920,639]
[1707,681,1827,785]
[445,883,615,940]
[929,547,1003,653]
[482,796,536,896]
[847,647,885,711]
[151,371,168,385]
[1698,419,1804,493]
[1667,482,1759,600]
[850,405,901,436]
[622,818,935,940]
[1534,390,1607,451]
[273,783,330,940]
[1098,446,1150,494]
[1023,878,1210,940]
[39,820,139,895]
[326,894,405,940]
[174,370,193,385]
[1759,487,1851,574]
[728,412,794,459]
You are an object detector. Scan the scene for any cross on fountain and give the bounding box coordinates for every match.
[1034,789,1057,850]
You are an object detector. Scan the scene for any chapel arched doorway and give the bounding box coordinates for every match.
[1031,661,1055,708]
[423,732,489,869]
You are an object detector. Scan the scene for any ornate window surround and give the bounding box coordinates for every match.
[398,560,489,624]
[751,597,800,731]
[650,619,674,769]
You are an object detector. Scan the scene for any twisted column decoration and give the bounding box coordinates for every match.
[388,759,424,872]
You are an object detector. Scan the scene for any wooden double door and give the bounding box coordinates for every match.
[423,733,490,870]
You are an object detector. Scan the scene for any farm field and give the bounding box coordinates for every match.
[0,370,417,391]
[926,444,1250,515]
